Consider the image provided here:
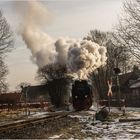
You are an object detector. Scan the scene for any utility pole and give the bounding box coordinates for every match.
[116,74,121,110]
[113,68,121,110]
[25,86,29,117]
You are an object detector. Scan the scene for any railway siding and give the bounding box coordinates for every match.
[0,112,75,139]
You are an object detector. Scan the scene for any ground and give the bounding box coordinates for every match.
[0,107,140,139]
[48,107,140,139]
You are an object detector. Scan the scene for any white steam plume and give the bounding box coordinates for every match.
[67,40,107,79]
[21,1,107,80]
[21,0,56,67]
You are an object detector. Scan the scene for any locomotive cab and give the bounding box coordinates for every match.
[72,80,93,111]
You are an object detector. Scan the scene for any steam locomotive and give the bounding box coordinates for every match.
[72,80,93,111]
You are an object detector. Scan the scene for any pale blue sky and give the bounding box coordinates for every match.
[0,0,124,90]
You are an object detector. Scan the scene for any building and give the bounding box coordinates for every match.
[21,84,70,107]
[113,69,140,107]
[21,85,50,102]
[128,78,140,107]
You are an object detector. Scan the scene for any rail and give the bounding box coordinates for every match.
[0,111,73,133]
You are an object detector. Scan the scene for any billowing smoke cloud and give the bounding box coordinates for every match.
[67,40,107,79]
[21,1,107,80]
[21,0,56,67]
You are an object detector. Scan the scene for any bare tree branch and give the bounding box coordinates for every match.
[0,10,13,55]
[0,10,13,93]
[116,0,140,62]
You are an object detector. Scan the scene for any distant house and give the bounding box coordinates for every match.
[113,69,140,107]
[119,71,140,92]
[128,78,140,107]
[21,85,50,102]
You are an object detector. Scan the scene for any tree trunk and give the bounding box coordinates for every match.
[48,79,69,108]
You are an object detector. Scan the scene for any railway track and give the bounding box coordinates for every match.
[0,111,74,134]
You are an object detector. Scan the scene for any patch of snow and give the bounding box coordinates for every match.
[90,105,98,111]
[28,112,49,118]
[68,138,73,140]
[85,137,93,140]
[130,81,140,88]
[126,107,140,111]
[49,134,63,139]
[70,108,140,139]
[69,114,92,123]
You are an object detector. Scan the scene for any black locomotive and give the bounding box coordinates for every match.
[72,80,93,111]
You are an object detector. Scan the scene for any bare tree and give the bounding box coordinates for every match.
[0,11,13,55]
[84,30,131,99]
[0,57,8,93]
[37,64,71,108]
[84,30,107,46]
[85,30,131,73]
[116,0,140,62]
[0,10,13,93]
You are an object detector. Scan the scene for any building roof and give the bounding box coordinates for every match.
[21,84,49,101]
[129,78,140,89]
[111,70,140,92]
[118,71,140,87]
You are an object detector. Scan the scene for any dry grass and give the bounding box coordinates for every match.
[0,108,40,123]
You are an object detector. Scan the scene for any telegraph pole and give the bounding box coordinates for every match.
[113,68,121,110]
[25,86,29,116]
[116,74,121,110]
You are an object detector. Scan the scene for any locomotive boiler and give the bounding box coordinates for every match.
[72,80,93,111]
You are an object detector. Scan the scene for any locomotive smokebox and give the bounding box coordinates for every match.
[71,80,93,111]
